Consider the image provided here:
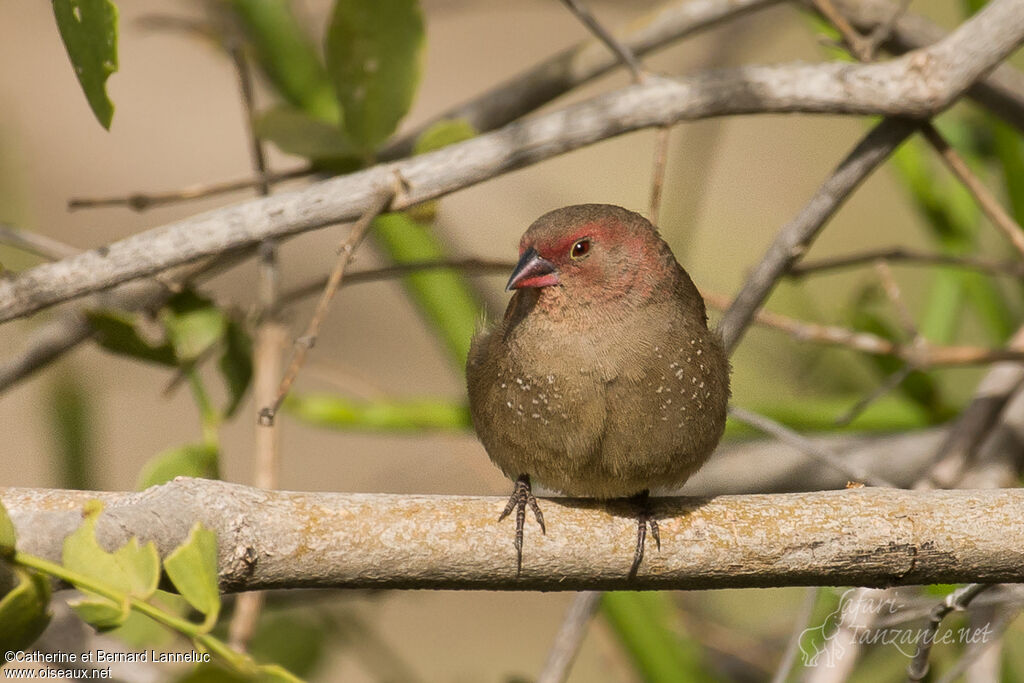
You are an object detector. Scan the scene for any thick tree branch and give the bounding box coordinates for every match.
[1,0,1022,323]
[830,0,1024,130]
[3,479,1023,591]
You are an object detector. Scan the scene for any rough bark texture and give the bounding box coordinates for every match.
[3,478,1023,592]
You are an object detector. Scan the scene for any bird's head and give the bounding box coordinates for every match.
[506,204,675,307]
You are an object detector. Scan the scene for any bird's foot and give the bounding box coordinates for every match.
[498,474,546,575]
[628,489,660,579]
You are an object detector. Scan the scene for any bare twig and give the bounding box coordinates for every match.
[935,601,1024,683]
[919,124,1024,259]
[728,406,896,486]
[861,0,912,60]
[66,167,312,212]
[536,592,603,683]
[833,364,913,427]
[261,185,397,424]
[918,324,1024,489]
[771,587,820,683]
[226,44,275,654]
[906,583,994,682]
[0,224,80,261]
[707,291,1024,367]
[277,258,514,310]
[789,247,1024,279]
[717,117,917,352]
[558,0,645,82]
[648,127,672,225]
[874,260,918,340]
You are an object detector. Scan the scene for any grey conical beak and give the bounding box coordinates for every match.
[506,247,559,291]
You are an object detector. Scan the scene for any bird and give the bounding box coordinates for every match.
[466,204,730,576]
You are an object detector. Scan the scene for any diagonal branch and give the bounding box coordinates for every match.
[2,0,1023,323]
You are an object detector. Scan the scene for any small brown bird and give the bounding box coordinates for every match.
[467,204,730,575]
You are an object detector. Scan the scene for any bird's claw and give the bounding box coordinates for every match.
[499,474,545,574]
[629,490,659,579]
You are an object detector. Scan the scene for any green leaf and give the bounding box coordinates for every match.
[0,568,52,651]
[325,0,424,149]
[136,443,219,490]
[287,393,471,432]
[68,596,129,630]
[253,105,359,162]
[228,0,339,123]
[413,118,477,155]
[602,592,715,683]
[248,611,327,680]
[49,373,94,490]
[373,212,483,365]
[164,523,220,629]
[219,320,253,418]
[112,538,160,600]
[107,590,186,648]
[0,499,15,558]
[62,502,130,591]
[52,0,118,129]
[407,119,478,222]
[86,310,176,366]
[163,290,227,363]
[62,501,132,628]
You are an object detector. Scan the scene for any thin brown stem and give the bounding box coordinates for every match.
[276,258,515,311]
[874,259,918,340]
[790,246,1024,279]
[708,291,1024,367]
[261,185,397,424]
[648,127,672,225]
[227,44,277,654]
[66,167,312,212]
[862,0,913,60]
[919,124,1024,259]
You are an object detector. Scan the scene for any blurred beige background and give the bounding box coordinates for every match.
[0,0,964,680]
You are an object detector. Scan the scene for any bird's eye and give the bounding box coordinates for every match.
[570,239,591,260]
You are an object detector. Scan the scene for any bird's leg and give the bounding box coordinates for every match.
[498,474,546,574]
[628,489,660,579]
